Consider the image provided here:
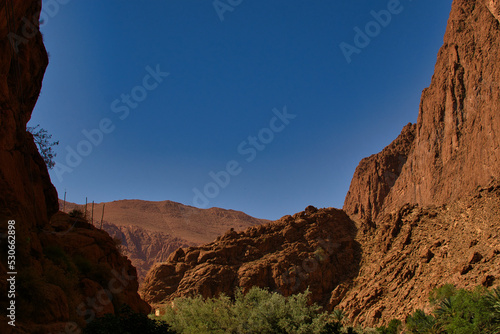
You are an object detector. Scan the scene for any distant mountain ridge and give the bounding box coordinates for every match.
[59,199,269,281]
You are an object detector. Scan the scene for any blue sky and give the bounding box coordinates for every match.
[31,0,453,220]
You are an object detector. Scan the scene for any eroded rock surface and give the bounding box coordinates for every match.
[345,0,500,223]
[143,207,361,308]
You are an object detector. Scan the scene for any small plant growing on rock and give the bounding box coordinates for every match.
[27,124,59,169]
[69,209,85,219]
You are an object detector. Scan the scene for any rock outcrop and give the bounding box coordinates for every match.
[143,206,361,308]
[102,222,194,282]
[343,123,416,224]
[338,0,500,326]
[61,199,268,282]
[0,2,149,332]
[338,182,500,326]
[344,0,500,223]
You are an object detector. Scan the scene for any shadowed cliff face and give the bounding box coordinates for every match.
[0,2,150,333]
[0,1,57,230]
[344,0,500,223]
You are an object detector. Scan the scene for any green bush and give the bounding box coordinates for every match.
[69,208,85,219]
[376,319,401,334]
[406,285,500,334]
[429,284,457,305]
[405,309,437,334]
[84,305,176,334]
[319,321,343,334]
[159,287,331,334]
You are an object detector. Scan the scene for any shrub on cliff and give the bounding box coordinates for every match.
[27,124,59,169]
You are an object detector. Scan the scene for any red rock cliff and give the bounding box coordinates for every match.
[0,2,149,333]
[344,0,500,223]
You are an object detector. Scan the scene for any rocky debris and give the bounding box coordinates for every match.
[344,0,500,223]
[142,207,361,308]
[337,182,500,327]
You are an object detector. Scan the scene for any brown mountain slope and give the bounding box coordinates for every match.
[344,0,500,223]
[338,182,500,326]
[60,199,268,281]
[143,185,500,326]
[143,206,361,307]
[0,2,149,333]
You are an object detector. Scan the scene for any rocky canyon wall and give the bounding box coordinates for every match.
[344,0,500,223]
[0,2,149,332]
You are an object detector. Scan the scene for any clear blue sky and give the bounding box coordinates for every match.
[30,0,453,220]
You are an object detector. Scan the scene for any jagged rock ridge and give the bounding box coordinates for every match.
[143,206,361,308]
[61,199,268,282]
[344,0,500,223]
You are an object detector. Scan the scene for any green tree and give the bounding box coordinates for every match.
[376,319,402,334]
[484,287,500,333]
[405,309,438,334]
[27,124,59,169]
[406,285,500,334]
[160,287,329,334]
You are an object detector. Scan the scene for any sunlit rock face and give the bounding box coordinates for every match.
[344,0,500,224]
